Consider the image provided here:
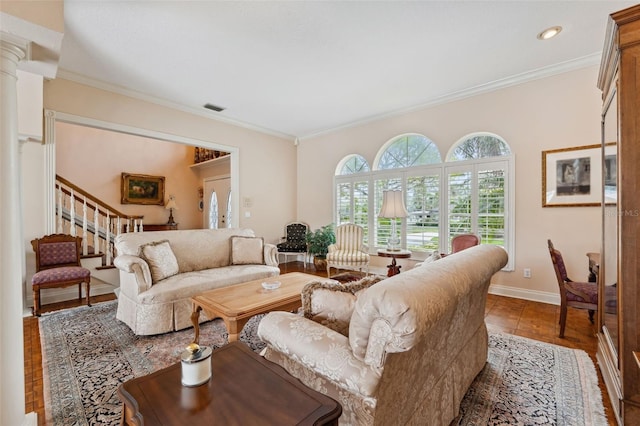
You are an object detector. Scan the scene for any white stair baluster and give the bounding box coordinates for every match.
[69,190,76,236]
[139,219,144,232]
[117,216,121,237]
[105,212,112,265]
[94,207,100,256]
[82,199,88,255]
[57,185,63,233]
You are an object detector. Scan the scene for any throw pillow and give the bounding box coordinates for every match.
[230,236,265,265]
[138,240,179,284]
[414,251,442,268]
[302,275,385,336]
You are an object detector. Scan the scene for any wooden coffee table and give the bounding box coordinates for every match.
[191,272,320,344]
[118,341,341,425]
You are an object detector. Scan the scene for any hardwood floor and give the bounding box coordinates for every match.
[24,262,616,425]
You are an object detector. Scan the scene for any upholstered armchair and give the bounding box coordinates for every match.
[451,233,480,253]
[325,223,370,278]
[276,222,309,267]
[258,245,508,425]
[30,234,91,316]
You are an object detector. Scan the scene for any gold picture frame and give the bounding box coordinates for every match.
[541,143,615,207]
[121,173,165,205]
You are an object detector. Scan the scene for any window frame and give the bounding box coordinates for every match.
[334,135,514,271]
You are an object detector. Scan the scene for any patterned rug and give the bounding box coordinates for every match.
[40,301,607,425]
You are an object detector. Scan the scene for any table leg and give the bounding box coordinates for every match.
[191,305,202,345]
[387,256,402,277]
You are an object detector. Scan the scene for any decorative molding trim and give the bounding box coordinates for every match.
[56,69,295,140]
[300,53,601,141]
[489,283,560,306]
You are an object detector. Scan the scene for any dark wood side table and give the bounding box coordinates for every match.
[377,249,412,277]
[117,341,341,425]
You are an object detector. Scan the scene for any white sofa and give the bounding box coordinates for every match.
[114,228,280,335]
[258,244,508,425]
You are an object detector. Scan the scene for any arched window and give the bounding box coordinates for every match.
[447,133,511,161]
[332,131,514,270]
[208,191,218,229]
[444,133,512,264]
[335,154,371,244]
[376,134,441,170]
[338,154,370,175]
[226,189,232,228]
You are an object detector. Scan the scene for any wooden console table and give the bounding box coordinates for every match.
[118,341,341,425]
[122,223,178,232]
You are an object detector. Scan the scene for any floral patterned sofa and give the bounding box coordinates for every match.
[258,244,507,425]
[114,228,279,335]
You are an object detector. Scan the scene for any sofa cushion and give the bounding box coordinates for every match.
[230,236,265,265]
[302,275,384,336]
[138,240,179,284]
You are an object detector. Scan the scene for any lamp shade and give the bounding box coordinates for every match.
[165,196,178,210]
[378,190,408,218]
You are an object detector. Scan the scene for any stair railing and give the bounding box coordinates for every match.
[55,174,144,265]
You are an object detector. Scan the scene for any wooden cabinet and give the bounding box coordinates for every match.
[597,5,640,425]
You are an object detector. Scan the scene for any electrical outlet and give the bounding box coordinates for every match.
[524,268,531,278]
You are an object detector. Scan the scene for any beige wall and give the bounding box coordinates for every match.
[298,65,603,300]
[40,78,297,244]
[0,0,64,33]
[56,122,203,229]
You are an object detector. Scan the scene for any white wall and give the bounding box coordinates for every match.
[297,66,603,301]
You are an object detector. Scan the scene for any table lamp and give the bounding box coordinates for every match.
[378,190,408,251]
[165,195,178,225]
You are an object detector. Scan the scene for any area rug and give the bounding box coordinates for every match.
[40,301,607,425]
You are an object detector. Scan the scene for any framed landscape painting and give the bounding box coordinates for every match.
[121,173,165,205]
[542,144,614,207]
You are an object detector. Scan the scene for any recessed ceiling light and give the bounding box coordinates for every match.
[537,26,562,40]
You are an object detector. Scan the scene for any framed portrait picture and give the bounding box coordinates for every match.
[121,173,165,205]
[542,143,616,207]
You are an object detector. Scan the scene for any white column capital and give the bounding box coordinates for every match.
[0,32,30,66]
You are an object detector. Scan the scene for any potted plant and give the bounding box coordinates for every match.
[305,224,336,271]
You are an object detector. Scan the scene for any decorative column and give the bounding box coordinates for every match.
[0,34,29,426]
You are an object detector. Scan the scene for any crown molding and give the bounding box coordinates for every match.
[299,53,601,141]
[55,69,296,141]
[57,52,600,143]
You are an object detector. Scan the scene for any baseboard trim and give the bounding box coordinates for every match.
[489,283,559,306]
[23,412,37,426]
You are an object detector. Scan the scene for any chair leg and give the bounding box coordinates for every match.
[588,309,595,324]
[559,304,568,338]
[33,286,41,317]
[327,264,331,278]
[85,280,92,307]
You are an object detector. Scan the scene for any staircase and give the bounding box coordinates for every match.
[54,175,145,293]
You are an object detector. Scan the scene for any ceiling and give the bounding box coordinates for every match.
[58,1,636,140]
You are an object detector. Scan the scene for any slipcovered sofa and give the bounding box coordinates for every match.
[114,228,279,335]
[258,244,508,425]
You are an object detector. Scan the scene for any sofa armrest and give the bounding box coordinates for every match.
[257,311,382,397]
[264,243,278,266]
[327,243,338,253]
[113,255,152,293]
